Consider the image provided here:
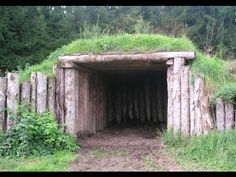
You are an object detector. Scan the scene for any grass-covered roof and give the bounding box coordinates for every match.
[19,34,236,105]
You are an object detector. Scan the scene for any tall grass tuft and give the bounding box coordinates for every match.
[162,130,236,170]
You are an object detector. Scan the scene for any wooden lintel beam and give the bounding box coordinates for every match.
[59,51,196,64]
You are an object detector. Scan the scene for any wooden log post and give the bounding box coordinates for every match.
[139,80,145,122]
[157,76,163,123]
[199,76,214,134]
[7,73,20,130]
[55,67,65,126]
[115,77,122,124]
[0,77,6,131]
[47,79,56,114]
[225,102,234,130]
[167,66,174,129]
[128,80,134,120]
[64,68,79,135]
[36,72,47,114]
[122,78,128,123]
[145,76,151,121]
[151,76,158,122]
[193,76,203,136]
[172,58,185,134]
[21,80,31,108]
[216,98,225,131]
[30,72,37,112]
[181,66,190,137]
[189,71,195,136]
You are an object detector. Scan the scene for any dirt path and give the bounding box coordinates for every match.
[69,123,183,171]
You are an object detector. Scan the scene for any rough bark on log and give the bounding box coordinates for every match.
[128,80,134,120]
[181,66,190,137]
[47,79,55,114]
[157,76,163,122]
[151,76,158,122]
[122,78,128,123]
[225,102,234,130]
[193,76,203,136]
[55,67,65,125]
[64,69,79,134]
[145,76,151,121]
[134,82,139,120]
[115,77,122,124]
[199,76,214,134]
[7,73,19,130]
[163,72,168,123]
[139,79,145,122]
[189,71,195,136]
[167,66,173,129]
[59,52,196,64]
[21,80,31,108]
[0,77,6,131]
[36,72,47,114]
[216,98,225,131]
[172,58,185,134]
[30,72,37,112]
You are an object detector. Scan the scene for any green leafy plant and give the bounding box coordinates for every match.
[0,105,79,158]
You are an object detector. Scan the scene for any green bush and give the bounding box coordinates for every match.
[0,105,79,158]
[209,83,236,107]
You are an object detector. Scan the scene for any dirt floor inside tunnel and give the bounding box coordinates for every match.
[69,123,182,171]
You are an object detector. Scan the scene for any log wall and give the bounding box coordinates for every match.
[0,56,235,137]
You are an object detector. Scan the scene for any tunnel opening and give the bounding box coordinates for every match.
[58,51,196,137]
[77,65,168,137]
[104,69,167,129]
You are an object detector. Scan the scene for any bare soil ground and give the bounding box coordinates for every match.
[69,122,184,171]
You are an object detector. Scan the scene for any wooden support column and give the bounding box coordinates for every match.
[115,77,122,124]
[225,102,234,130]
[167,65,173,129]
[0,77,6,131]
[55,66,65,126]
[64,68,79,135]
[172,58,185,134]
[30,72,37,112]
[47,79,56,114]
[181,66,190,136]
[7,73,19,129]
[122,77,128,123]
[21,80,31,108]
[216,98,225,131]
[36,72,47,114]
[189,71,195,136]
[145,76,151,121]
[193,76,202,135]
[151,75,158,122]
[199,76,213,134]
[157,76,163,123]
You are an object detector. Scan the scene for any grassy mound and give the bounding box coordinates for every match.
[163,129,236,170]
[19,33,235,105]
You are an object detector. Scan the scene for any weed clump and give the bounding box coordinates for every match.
[0,105,79,158]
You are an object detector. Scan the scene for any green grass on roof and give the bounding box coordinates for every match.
[19,34,196,83]
[19,33,235,105]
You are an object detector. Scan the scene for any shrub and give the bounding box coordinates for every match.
[0,105,79,158]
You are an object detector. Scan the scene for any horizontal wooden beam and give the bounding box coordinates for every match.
[59,51,196,65]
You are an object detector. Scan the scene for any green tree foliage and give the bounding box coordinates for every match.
[0,6,235,72]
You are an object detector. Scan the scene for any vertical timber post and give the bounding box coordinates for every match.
[172,58,185,134]
[166,59,173,130]
[64,66,79,135]
[0,77,6,131]
[6,73,19,130]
